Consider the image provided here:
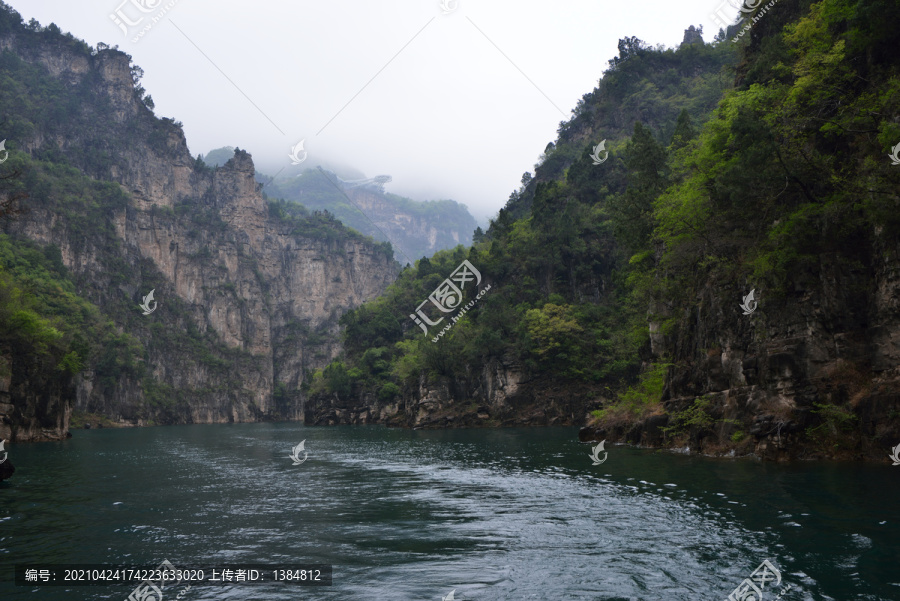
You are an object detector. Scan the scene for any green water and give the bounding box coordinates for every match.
[0,424,898,600]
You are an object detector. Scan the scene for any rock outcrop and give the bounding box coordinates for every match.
[680,25,704,47]
[0,352,73,443]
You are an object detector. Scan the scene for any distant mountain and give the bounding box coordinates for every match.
[201,147,478,263]
[201,146,236,168]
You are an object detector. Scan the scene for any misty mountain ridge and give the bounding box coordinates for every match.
[200,146,478,263]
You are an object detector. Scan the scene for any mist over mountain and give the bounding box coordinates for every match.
[200,146,478,262]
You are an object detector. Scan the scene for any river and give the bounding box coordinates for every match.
[0,424,898,600]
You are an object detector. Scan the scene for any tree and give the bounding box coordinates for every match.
[609,36,647,69]
[323,361,352,398]
[669,109,696,150]
[521,172,533,188]
[130,64,144,85]
[607,122,669,252]
[523,303,587,374]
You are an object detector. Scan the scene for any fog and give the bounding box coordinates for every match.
[11,0,742,224]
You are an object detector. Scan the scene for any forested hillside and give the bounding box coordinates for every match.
[307,0,900,462]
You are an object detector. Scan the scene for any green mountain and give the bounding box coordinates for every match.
[305,2,900,462]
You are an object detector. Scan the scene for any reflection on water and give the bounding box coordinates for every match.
[0,424,898,600]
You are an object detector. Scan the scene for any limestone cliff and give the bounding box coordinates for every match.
[0,16,399,440]
[577,1,900,462]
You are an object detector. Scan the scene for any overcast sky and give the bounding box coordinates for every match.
[12,0,741,224]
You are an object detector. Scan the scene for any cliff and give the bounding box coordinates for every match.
[0,7,399,440]
[0,351,72,443]
[581,254,900,461]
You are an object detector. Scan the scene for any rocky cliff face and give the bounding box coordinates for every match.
[340,186,468,263]
[0,28,399,439]
[0,353,72,443]
[579,224,900,462]
[305,354,596,429]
